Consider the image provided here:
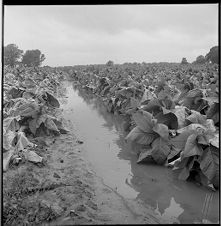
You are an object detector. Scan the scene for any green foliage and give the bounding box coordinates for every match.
[4,44,23,67]
[22,49,46,67]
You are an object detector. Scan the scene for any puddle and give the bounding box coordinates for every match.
[61,82,219,224]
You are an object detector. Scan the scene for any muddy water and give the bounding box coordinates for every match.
[61,82,219,224]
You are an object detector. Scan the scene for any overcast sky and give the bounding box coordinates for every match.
[4,4,218,66]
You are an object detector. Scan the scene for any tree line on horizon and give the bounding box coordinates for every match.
[181,46,218,65]
[4,44,46,67]
[3,43,219,67]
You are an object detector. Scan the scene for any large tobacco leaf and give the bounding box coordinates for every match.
[185,110,207,125]
[15,131,35,151]
[45,92,60,108]
[199,146,219,188]
[152,123,169,140]
[170,106,188,129]
[137,147,154,163]
[3,116,21,133]
[125,97,140,114]
[181,89,207,111]
[141,98,162,116]
[206,103,219,125]
[126,126,158,145]
[29,114,68,135]
[151,137,171,164]
[140,88,157,104]
[155,112,178,130]
[3,130,16,151]
[11,99,40,118]
[132,110,155,133]
[181,134,203,158]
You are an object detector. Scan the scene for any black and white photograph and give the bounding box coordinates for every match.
[2,3,219,225]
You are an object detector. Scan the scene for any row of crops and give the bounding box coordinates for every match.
[3,65,69,171]
[63,62,219,190]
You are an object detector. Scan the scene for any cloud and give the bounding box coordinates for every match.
[4,4,218,66]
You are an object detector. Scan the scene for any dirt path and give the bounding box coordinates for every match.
[3,116,160,225]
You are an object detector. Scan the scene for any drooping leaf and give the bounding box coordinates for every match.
[199,146,219,185]
[171,129,196,150]
[181,134,203,158]
[206,103,219,124]
[175,89,189,104]
[197,134,209,146]
[207,133,219,148]
[159,97,175,110]
[177,123,207,134]
[3,130,16,151]
[13,100,40,118]
[182,89,205,111]
[155,112,178,130]
[186,110,207,125]
[53,120,70,134]
[140,88,156,103]
[132,110,155,132]
[116,87,135,99]
[29,118,38,135]
[152,123,169,140]
[36,114,48,127]
[46,92,60,108]
[16,131,35,151]
[141,98,162,116]
[137,148,154,163]
[151,137,171,165]
[3,148,15,172]
[170,106,188,129]
[44,118,60,133]
[125,126,158,145]
[3,116,21,133]
[203,119,216,133]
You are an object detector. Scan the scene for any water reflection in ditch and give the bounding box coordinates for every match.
[61,82,219,224]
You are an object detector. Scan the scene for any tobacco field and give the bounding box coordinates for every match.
[3,65,70,171]
[2,62,219,224]
[62,62,219,190]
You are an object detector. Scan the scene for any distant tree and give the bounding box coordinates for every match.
[4,44,23,66]
[106,60,114,67]
[22,49,45,67]
[205,46,219,64]
[181,57,188,65]
[195,55,206,64]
